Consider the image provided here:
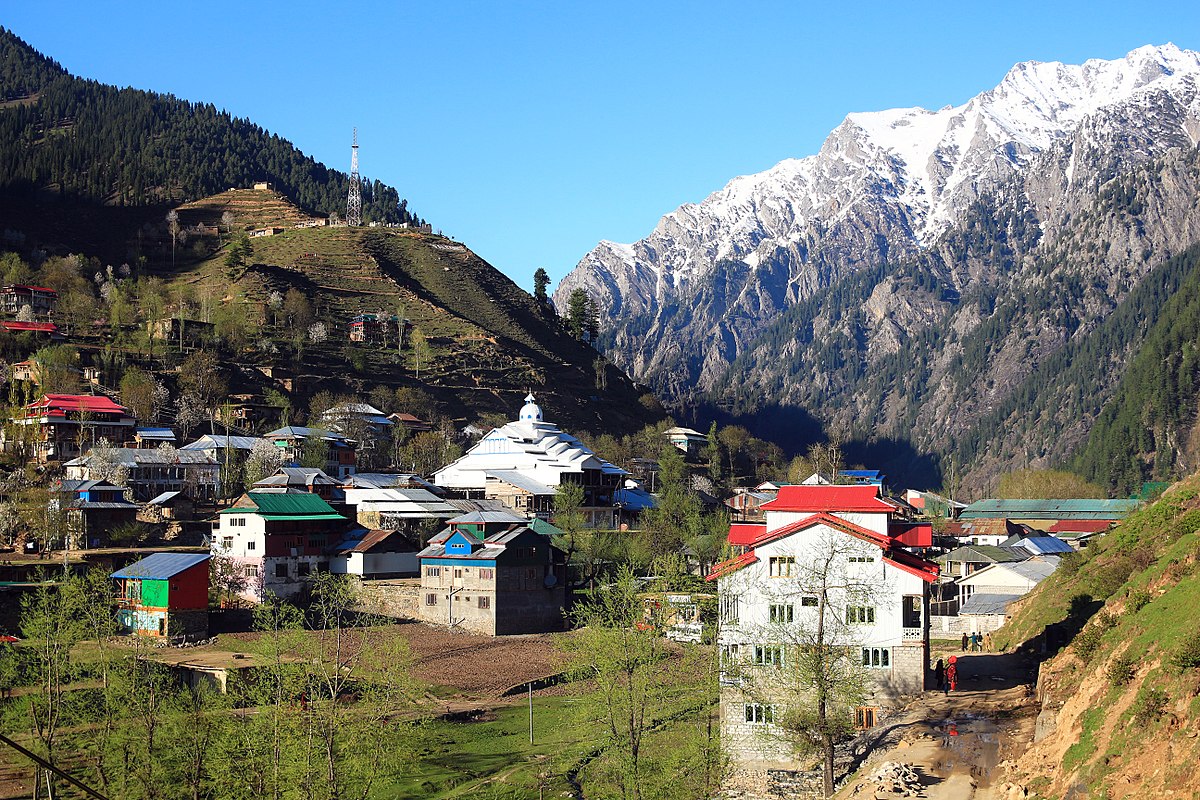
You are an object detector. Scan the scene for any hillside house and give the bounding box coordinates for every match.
[348,313,407,345]
[66,447,220,502]
[663,427,707,457]
[389,412,433,433]
[252,467,344,501]
[4,394,136,462]
[0,321,64,340]
[955,557,1059,609]
[709,484,939,774]
[149,318,215,351]
[213,492,349,601]
[726,490,778,522]
[265,426,357,478]
[341,485,458,531]
[433,394,626,527]
[416,513,568,635]
[329,528,421,579]
[1,284,57,317]
[52,479,137,548]
[1046,519,1113,548]
[113,553,210,640]
[133,427,177,448]
[943,518,1036,547]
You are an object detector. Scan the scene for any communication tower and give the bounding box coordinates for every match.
[346,128,362,227]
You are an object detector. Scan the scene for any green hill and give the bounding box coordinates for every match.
[995,477,1200,798]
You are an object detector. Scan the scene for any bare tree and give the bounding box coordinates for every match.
[167,209,180,269]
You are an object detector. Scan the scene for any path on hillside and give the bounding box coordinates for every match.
[838,652,1040,800]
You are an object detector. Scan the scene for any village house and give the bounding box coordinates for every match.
[389,412,433,433]
[251,466,343,501]
[663,426,707,458]
[416,511,568,635]
[958,498,1141,526]
[432,394,627,527]
[149,318,216,351]
[52,478,138,548]
[113,553,211,640]
[66,447,220,502]
[133,427,177,448]
[1,284,57,317]
[340,484,459,531]
[4,394,137,462]
[264,426,357,478]
[329,528,421,579]
[348,312,407,345]
[212,492,350,602]
[0,320,64,339]
[708,483,939,779]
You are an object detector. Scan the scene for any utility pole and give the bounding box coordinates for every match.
[346,128,362,227]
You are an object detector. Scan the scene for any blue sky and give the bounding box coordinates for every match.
[5,2,1199,291]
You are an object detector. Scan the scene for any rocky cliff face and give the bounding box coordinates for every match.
[558,45,1200,490]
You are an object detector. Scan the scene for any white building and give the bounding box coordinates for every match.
[432,394,627,527]
[709,484,939,776]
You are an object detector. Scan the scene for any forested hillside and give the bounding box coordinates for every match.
[0,28,420,225]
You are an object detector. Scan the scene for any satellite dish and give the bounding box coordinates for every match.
[543,574,558,588]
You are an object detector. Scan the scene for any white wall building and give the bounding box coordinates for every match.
[709,484,939,776]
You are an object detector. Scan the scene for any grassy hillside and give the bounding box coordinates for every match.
[995,477,1200,798]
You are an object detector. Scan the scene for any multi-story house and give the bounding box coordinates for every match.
[51,479,137,548]
[1,284,57,317]
[708,484,939,778]
[264,426,357,478]
[432,394,628,527]
[5,394,136,462]
[212,492,350,601]
[416,511,568,635]
[113,553,211,640]
[65,448,221,502]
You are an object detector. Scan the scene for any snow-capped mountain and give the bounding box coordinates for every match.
[556,44,1200,490]
[554,45,1200,494]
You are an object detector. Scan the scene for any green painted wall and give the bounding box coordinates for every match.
[141,579,169,608]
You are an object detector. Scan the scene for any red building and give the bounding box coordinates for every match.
[1,284,58,317]
[4,394,137,462]
[112,553,211,640]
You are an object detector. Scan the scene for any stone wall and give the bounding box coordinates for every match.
[356,579,421,620]
[167,609,209,641]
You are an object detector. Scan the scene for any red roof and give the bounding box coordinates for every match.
[705,551,758,581]
[890,522,933,548]
[883,548,940,583]
[4,285,57,295]
[26,394,131,415]
[728,523,766,546]
[1048,519,1113,534]
[761,484,895,513]
[1,321,60,333]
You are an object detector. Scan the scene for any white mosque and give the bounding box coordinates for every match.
[432,394,627,524]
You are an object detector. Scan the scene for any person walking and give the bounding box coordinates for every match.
[934,658,945,693]
[961,632,969,651]
[947,655,959,692]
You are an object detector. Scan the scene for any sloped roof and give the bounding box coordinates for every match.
[761,484,895,513]
[223,493,343,518]
[527,518,566,537]
[112,553,210,580]
[485,470,556,495]
[181,434,260,451]
[706,551,759,581]
[448,510,528,524]
[27,394,130,415]
[728,523,767,546]
[147,491,183,505]
[614,487,656,511]
[959,593,1023,616]
[331,529,417,554]
[1047,519,1113,534]
[135,427,177,440]
[941,545,1028,564]
[66,448,217,467]
[960,498,1141,520]
[1017,536,1075,555]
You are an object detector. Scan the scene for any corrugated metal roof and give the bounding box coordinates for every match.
[960,593,1023,616]
[960,498,1141,520]
[112,553,210,579]
[762,484,894,513]
[1019,536,1075,555]
[223,493,342,517]
[449,511,528,524]
[485,470,556,495]
[941,545,1028,563]
[147,491,182,505]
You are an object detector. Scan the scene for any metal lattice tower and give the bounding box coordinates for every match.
[346,127,362,227]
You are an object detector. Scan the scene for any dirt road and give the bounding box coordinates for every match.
[839,652,1040,800]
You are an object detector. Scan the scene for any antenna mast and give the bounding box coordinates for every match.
[346,127,362,227]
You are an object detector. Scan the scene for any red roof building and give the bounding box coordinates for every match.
[1,284,58,317]
[0,321,64,339]
[4,394,136,462]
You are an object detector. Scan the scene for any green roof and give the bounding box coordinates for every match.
[221,493,343,519]
[959,498,1141,520]
[528,518,566,538]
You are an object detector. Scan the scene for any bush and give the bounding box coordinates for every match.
[1073,613,1116,662]
[1058,551,1084,577]
[1131,687,1168,724]
[1106,653,1136,687]
[1125,589,1150,615]
[1169,634,1200,672]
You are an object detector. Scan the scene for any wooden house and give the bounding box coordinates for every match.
[112,553,211,640]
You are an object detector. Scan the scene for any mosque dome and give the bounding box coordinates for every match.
[518,392,543,422]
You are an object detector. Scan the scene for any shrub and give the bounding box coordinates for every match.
[1125,589,1150,615]
[1131,687,1168,724]
[1058,551,1084,577]
[1106,653,1136,687]
[1169,634,1200,672]
[1073,613,1116,662]
[1067,593,1095,618]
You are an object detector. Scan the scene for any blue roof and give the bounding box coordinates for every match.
[111,553,210,580]
[1020,536,1075,555]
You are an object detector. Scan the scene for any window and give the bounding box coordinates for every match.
[317,561,329,573]
[479,568,495,580]
[855,706,878,730]
[768,604,794,624]
[478,596,490,609]
[222,537,233,550]
[274,563,288,578]
[720,644,740,667]
[425,593,437,606]
[719,594,739,624]
[244,564,259,578]
[846,606,876,624]
[229,517,246,527]
[753,645,783,667]
[768,556,795,577]
[848,555,875,563]
[246,540,256,551]
[454,569,462,579]
[800,596,818,607]
[744,704,776,724]
[297,562,311,577]
[861,647,890,668]
[426,566,441,578]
